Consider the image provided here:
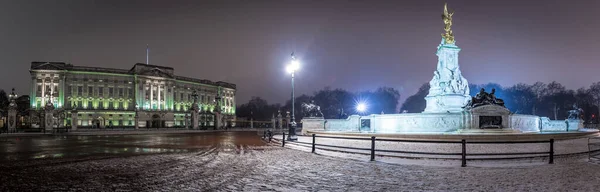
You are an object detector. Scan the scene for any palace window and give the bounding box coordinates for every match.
[119,88,123,97]
[99,101,103,109]
[78,86,83,96]
[99,88,103,97]
[128,89,133,97]
[88,87,93,95]
[109,88,113,97]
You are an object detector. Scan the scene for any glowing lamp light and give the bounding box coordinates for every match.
[286,60,300,74]
[356,103,367,113]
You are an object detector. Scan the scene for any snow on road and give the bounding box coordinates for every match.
[1,145,600,191]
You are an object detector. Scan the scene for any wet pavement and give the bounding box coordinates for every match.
[0,131,266,162]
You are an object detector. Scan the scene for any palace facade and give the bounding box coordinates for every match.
[29,62,236,128]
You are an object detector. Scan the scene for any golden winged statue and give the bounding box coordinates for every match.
[441,3,455,44]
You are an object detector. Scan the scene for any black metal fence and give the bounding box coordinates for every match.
[275,133,555,167]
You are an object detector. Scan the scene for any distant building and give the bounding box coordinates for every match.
[29,62,236,128]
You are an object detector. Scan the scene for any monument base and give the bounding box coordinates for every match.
[423,95,470,113]
[566,119,583,131]
[301,117,326,135]
[457,128,522,134]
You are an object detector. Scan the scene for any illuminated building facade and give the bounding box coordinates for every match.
[29,62,236,128]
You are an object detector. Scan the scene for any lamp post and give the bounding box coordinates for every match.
[286,53,300,141]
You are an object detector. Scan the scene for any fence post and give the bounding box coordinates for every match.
[282,132,286,147]
[370,136,376,161]
[312,134,316,153]
[461,139,467,167]
[549,139,554,164]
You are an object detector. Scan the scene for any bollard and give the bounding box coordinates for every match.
[268,131,273,143]
[282,132,286,147]
[312,134,316,153]
[370,136,376,161]
[549,139,554,164]
[461,139,467,167]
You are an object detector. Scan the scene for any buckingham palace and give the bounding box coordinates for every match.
[29,62,236,128]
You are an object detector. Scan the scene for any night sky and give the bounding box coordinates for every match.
[1,0,598,105]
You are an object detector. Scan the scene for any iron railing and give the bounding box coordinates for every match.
[274,132,555,167]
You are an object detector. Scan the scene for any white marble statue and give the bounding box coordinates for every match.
[423,4,470,113]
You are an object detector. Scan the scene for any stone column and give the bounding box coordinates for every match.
[286,111,291,129]
[59,75,65,108]
[271,114,276,128]
[71,109,78,131]
[157,85,161,110]
[163,85,167,110]
[31,76,37,108]
[41,78,46,106]
[277,110,283,129]
[150,83,154,110]
[50,78,54,105]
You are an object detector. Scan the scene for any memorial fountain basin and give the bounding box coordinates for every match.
[302,107,584,134]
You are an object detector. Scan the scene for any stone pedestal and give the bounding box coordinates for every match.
[467,105,511,130]
[191,111,199,129]
[215,112,222,129]
[424,94,470,113]
[7,89,18,132]
[424,39,470,113]
[277,111,283,129]
[566,119,583,131]
[183,113,188,128]
[45,111,54,132]
[7,107,17,132]
[191,91,200,129]
[134,113,139,130]
[301,117,325,135]
[71,110,78,131]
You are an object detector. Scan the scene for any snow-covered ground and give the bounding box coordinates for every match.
[1,145,600,191]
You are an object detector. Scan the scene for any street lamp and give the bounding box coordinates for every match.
[356,102,368,132]
[286,52,300,141]
[356,102,367,113]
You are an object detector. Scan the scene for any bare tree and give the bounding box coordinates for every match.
[589,82,600,122]
[529,82,547,115]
